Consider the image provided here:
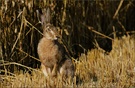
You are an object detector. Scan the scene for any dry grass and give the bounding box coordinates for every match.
[0,35,135,88]
[76,35,135,87]
[0,1,135,87]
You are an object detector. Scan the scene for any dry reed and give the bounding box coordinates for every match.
[0,0,135,87]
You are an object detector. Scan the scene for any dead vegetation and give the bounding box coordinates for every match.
[0,0,135,87]
[0,35,135,87]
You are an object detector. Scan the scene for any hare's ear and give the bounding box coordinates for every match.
[40,7,51,25]
[40,13,46,25]
[46,7,51,23]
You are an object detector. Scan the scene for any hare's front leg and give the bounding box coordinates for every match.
[51,64,58,77]
[41,64,51,77]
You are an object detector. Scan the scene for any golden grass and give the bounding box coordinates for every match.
[76,35,135,87]
[1,35,135,88]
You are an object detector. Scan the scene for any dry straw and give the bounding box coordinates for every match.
[1,35,135,88]
[0,0,135,87]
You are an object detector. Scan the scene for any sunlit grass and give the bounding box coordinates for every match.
[0,0,135,87]
[0,35,135,87]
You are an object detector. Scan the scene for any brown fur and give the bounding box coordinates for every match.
[37,7,74,79]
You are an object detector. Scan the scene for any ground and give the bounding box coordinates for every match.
[0,35,135,88]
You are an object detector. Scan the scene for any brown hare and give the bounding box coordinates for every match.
[37,7,74,80]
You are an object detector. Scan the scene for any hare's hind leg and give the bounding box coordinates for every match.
[59,59,74,84]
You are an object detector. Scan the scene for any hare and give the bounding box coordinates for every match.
[37,7,74,79]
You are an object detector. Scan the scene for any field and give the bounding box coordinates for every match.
[0,35,135,88]
[0,0,135,88]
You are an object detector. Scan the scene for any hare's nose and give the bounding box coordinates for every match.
[54,37,57,40]
[54,35,61,40]
[54,36,59,40]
